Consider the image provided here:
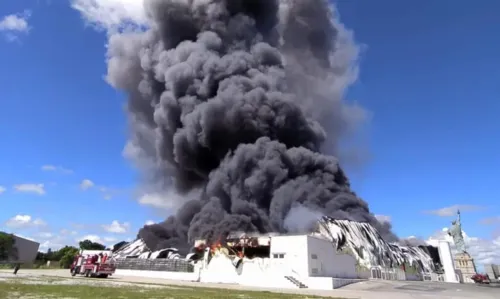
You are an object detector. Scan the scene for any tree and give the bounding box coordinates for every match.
[36,251,46,261]
[52,246,79,261]
[79,239,105,250]
[45,248,54,261]
[0,232,17,261]
[58,247,79,269]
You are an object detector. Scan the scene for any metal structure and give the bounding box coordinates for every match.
[113,258,194,273]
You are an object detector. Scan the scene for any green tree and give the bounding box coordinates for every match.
[79,239,105,250]
[0,232,17,261]
[52,246,79,261]
[36,251,47,261]
[58,247,79,269]
[45,248,54,261]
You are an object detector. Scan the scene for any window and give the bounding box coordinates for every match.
[311,254,318,259]
[273,253,285,259]
[311,268,318,274]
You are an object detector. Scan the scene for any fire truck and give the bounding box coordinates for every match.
[70,250,116,278]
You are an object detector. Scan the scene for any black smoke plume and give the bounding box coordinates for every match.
[106,0,396,254]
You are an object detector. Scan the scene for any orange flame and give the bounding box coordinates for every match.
[210,240,223,254]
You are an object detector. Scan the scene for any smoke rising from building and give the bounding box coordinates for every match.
[105,0,396,253]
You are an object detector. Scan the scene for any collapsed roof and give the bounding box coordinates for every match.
[316,216,439,272]
[112,239,182,260]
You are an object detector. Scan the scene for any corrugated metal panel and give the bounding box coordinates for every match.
[114,258,194,272]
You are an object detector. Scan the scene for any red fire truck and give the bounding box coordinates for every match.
[70,250,116,278]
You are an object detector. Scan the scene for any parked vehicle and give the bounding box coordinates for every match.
[471,273,491,284]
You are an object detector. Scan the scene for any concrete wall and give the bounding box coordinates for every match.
[13,235,39,263]
[306,236,357,278]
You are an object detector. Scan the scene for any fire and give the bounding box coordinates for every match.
[210,239,223,254]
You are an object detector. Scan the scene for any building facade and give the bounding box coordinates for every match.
[12,235,40,263]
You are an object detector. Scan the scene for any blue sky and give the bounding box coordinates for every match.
[0,1,499,265]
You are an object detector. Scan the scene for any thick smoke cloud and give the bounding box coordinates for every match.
[106,0,395,252]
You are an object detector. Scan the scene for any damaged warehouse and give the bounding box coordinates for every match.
[112,217,445,290]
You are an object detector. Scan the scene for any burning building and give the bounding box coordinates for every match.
[112,217,445,289]
[101,0,447,290]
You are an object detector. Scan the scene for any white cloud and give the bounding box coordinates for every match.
[145,220,155,226]
[0,12,30,32]
[424,205,483,217]
[60,229,78,236]
[425,228,500,267]
[98,186,123,200]
[39,240,56,251]
[71,0,147,32]
[103,236,118,243]
[5,214,46,228]
[79,181,123,199]
[37,232,53,239]
[0,186,5,194]
[102,220,130,234]
[77,234,117,246]
[33,218,47,226]
[0,11,31,41]
[13,183,45,195]
[80,179,94,190]
[35,229,82,252]
[78,234,102,243]
[41,164,73,174]
[6,215,31,227]
[479,216,500,225]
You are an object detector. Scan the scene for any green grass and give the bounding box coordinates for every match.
[0,281,341,299]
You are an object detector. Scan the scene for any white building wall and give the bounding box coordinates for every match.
[199,252,293,288]
[270,235,309,278]
[116,234,366,290]
[438,240,458,283]
[306,236,357,278]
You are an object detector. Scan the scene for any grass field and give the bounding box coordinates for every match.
[0,279,340,299]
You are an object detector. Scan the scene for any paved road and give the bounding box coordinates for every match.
[3,269,499,299]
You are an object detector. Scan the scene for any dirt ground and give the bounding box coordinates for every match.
[1,269,499,299]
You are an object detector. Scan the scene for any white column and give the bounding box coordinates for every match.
[438,240,458,283]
